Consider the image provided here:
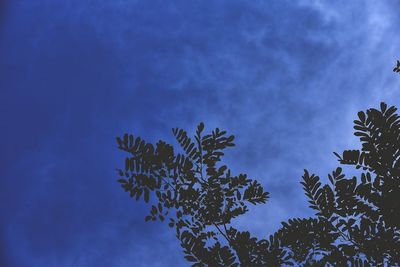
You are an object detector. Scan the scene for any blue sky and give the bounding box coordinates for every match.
[1,1,400,266]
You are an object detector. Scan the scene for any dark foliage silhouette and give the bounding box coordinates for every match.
[296,102,400,265]
[116,103,400,266]
[393,60,400,73]
[115,124,285,266]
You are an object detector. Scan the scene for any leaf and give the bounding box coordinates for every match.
[197,122,204,133]
[158,203,163,212]
[151,205,157,215]
[144,188,149,203]
[333,152,342,160]
[184,256,197,262]
[125,157,130,171]
[358,111,366,123]
[380,102,387,113]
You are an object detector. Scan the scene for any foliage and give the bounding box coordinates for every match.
[299,102,400,265]
[393,60,400,73]
[116,123,278,266]
[116,102,400,266]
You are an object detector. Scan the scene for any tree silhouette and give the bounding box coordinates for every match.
[297,103,400,265]
[116,102,400,266]
[115,124,286,265]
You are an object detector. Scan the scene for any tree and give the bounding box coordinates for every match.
[115,124,286,266]
[298,102,400,265]
[116,102,400,266]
